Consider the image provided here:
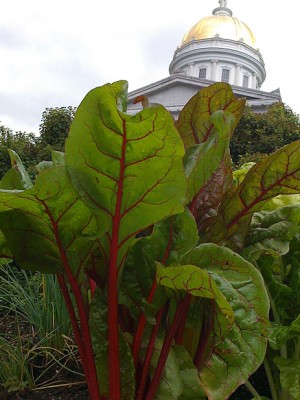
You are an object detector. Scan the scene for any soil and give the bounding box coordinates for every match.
[0,314,89,400]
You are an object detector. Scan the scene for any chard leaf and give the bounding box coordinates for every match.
[156,263,234,335]
[175,82,245,148]
[255,253,298,320]
[182,243,269,400]
[0,166,101,276]
[173,345,206,400]
[0,149,32,190]
[251,397,270,400]
[209,140,300,249]
[233,162,256,186]
[269,314,300,349]
[120,209,198,317]
[0,231,12,258]
[191,153,233,232]
[243,204,300,259]
[65,80,186,269]
[140,336,183,399]
[89,289,135,399]
[273,357,300,400]
[184,111,233,205]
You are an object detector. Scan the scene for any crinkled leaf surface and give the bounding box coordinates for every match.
[243,204,300,260]
[181,243,269,400]
[175,82,245,148]
[273,357,300,400]
[184,111,233,205]
[65,80,186,267]
[209,140,300,249]
[173,345,206,400]
[156,263,234,336]
[191,153,233,232]
[0,166,100,276]
[120,209,198,317]
[269,314,300,350]
[139,336,183,400]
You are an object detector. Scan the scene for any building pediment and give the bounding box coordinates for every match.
[127,74,281,115]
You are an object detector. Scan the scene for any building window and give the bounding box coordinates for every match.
[221,68,230,83]
[243,75,249,88]
[199,68,207,79]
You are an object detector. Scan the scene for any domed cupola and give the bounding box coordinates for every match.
[169,0,266,90]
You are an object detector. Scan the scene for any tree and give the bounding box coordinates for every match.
[39,106,76,150]
[230,103,300,165]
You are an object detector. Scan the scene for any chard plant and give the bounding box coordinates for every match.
[0,80,299,399]
[240,193,300,400]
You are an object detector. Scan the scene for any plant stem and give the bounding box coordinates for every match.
[194,299,215,369]
[263,357,279,400]
[294,337,300,359]
[145,295,191,400]
[244,380,262,399]
[132,280,157,366]
[136,307,164,400]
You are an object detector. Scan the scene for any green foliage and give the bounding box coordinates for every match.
[231,104,300,165]
[0,264,72,350]
[0,125,39,179]
[1,80,300,400]
[39,106,76,150]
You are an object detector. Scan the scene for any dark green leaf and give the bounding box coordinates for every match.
[120,209,198,317]
[173,345,206,400]
[273,357,300,400]
[181,243,269,400]
[209,140,300,249]
[269,314,300,349]
[175,83,245,148]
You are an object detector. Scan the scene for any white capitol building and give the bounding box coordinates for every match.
[128,0,281,117]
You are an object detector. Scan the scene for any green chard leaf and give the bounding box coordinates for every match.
[0,149,32,190]
[181,243,269,400]
[269,314,300,349]
[0,230,12,258]
[243,204,300,260]
[176,84,244,228]
[208,140,300,250]
[65,80,187,271]
[175,82,245,148]
[156,263,234,336]
[184,111,234,205]
[173,345,206,400]
[0,166,101,278]
[139,336,183,400]
[120,208,198,318]
[273,357,300,400]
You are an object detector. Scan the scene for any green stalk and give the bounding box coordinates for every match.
[294,337,300,360]
[244,380,263,399]
[263,357,279,400]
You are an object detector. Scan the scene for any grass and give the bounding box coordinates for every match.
[0,261,82,396]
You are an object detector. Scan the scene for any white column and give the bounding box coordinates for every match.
[188,62,195,77]
[235,64,242,86]
[211,60,218,81]
[252,73,257,89]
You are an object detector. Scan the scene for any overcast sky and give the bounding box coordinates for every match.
[0,0,299,134]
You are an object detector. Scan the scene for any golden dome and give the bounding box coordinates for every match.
[181,14,257,49]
